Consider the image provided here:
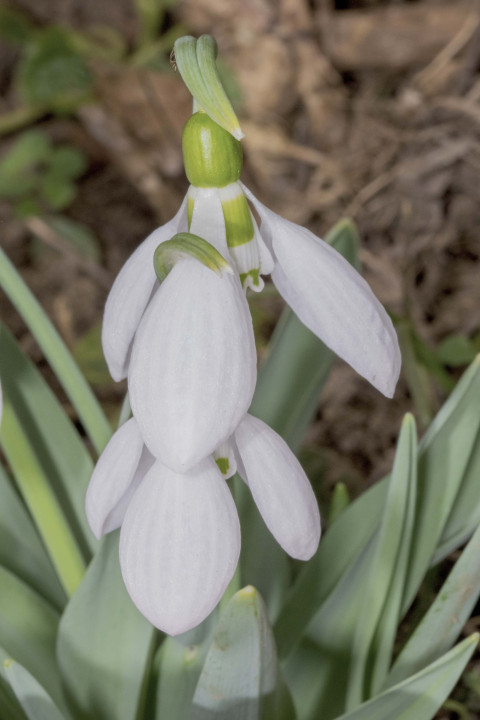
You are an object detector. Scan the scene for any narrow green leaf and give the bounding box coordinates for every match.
[0,396,86,597]
[346,415,418,708]
[0,247,111,454]
[433,422,480,564]
[388,520,480,687]
[237,219,359,617]
[0,463,65,610]
[0,567,64,712]
[153,613,218,720]
[4,657,66,720]
[57,533,156,720]
[284,535,378,720]
[401,354,480,613]
[0,323,97,557]
[328,482,350,525]
[335,634,478,720]
[0,647,28,720]
[190,586,296,720]
[275,355,480,660]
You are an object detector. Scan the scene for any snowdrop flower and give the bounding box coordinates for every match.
[85,414,320,635]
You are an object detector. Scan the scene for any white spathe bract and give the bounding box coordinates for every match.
[85,418,154,538]
[102,200,187,382]
[119,457,240,636]
[129,256,256,471]
[242,184,401,398]
[234,414,321,560]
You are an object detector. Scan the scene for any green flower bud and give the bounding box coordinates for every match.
[182,112,243,188]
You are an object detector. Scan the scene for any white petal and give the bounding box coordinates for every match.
[190,188,229,258]
[85,417,147,539]
[119,457,240,635]
[243,188,401,398]
[234,414,321,560]
[102,199,187,381]
[252,212,275,277]
[128,257,256,471]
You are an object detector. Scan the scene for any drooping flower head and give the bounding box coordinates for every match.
[87,33,401,636]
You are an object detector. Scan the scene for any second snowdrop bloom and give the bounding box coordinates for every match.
[128,233,256,471]
[85,412,320,635]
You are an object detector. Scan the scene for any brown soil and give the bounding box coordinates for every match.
[2,0,480,505]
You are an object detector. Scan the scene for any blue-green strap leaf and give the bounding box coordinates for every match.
[0,247,111,454]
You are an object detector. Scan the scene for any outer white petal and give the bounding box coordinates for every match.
[119,457,240,635]
[129,257,256,471]
[243,186,401,398]
[234,414,321,561]
[102,199,187,381]
[85,417,147,539]
[190,187,229,258]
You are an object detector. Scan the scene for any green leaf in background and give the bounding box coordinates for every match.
[57,533,155,720]
[0,248,112,454]
[237,219,360,618]
[48,147,88,180]
[0,463,65,610]
[152,612,218,720]
[0,567,64,713]
[437,334,478,367]
[17,28,93,111]
[45,216,102,263]
[0,130,51,199]
[335,634,478,720]
[190,586,296,720]
[41,177,77,210]
[0,6,34,45]
[388,519,480,687]
[0,324,97,558]
[3,657,67,720]
[346,414,418,709]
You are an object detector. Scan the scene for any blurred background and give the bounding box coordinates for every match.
[1,0,480,510]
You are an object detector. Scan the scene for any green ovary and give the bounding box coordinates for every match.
[182,112,243,188]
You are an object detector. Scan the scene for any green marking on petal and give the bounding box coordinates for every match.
[215,457,230,475]
[183,112,243,188]
[239,268,261,288]
[174,35,243,140]
[221,192,255,247]
[153,232,232,283]
[187,195,195,229]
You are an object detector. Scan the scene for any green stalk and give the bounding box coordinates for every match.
[1,398,86,597]
[0,247,111,454]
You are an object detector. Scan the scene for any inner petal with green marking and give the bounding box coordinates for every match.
[218,182,263,292]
